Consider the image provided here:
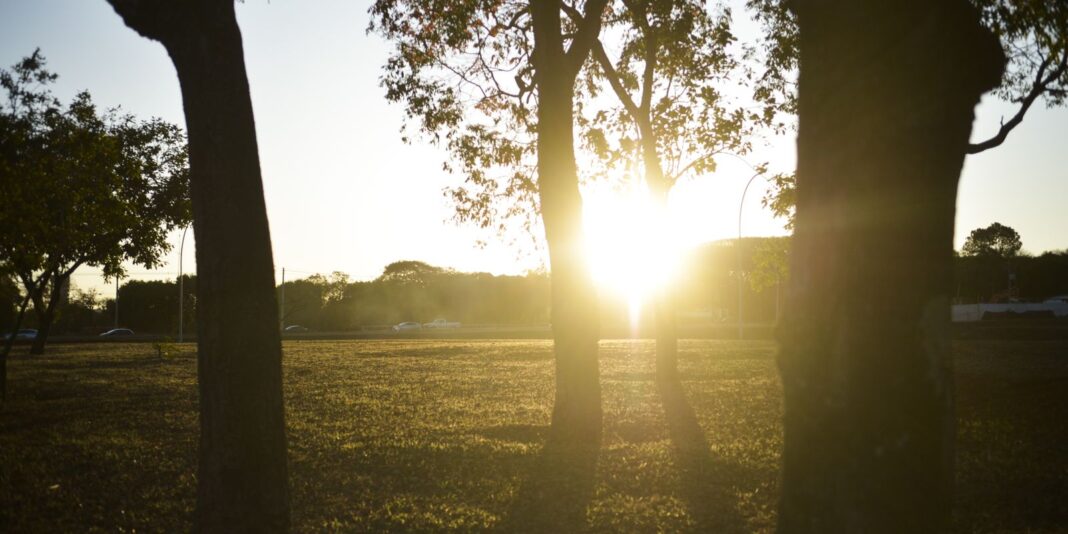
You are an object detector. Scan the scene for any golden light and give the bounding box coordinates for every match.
[583,178,685,326]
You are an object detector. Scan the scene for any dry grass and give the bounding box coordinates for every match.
[0,338,1064,532]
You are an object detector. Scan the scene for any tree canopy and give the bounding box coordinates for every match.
[573,0,759,194]
[0,50,190,352]
[962,221,1023,258]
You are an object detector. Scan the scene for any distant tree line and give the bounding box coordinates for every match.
[957,251,1068,303]
[7,240,1065,338]
[279,263,552,330]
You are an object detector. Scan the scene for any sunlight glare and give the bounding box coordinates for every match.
[583,178,685,326]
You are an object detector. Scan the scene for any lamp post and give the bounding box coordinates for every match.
[178,225,189,342]
[737,171,763,340]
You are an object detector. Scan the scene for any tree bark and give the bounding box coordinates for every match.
[778,1,1003,531]
[531,0,603,446]
[107,1,289,531]
[1,292,31,403]
[28,274,65,355]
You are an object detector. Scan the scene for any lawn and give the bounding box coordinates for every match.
[0,339,1065,532]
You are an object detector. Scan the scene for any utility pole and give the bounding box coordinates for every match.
[279,267,285,331]
[178,225,189,342]
[114,276,120,328]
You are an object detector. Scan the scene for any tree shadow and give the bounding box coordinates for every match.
[498,429,600,532]
[657,374,749,532]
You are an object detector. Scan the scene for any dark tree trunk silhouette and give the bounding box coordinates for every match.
[531,0,605,446]
[106,1,289,531]
[28,275,65,355]
[777,1,1004,531]
[1,292,31,403]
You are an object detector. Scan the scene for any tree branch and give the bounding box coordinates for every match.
[560,2,643,122]
[563,0,610,78]
[635,8,656,114]
[968,50,1067,154]
[590,41,642,120]
[106,0,181,43]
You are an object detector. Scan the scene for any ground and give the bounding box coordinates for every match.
[0,339,1065,532]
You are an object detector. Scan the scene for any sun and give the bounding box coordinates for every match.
[583,179,685,322]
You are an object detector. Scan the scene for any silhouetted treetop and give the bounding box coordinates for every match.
[962,222,1023,258]
[377,260,449,286]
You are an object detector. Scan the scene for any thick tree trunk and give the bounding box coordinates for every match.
[107,1,289,531]
[1,292,31,403]
[531,0,602,446]
[28,277,63,355]
[778,1,1003,531]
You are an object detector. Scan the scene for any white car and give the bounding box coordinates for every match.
[423,319,461,329]
[392,322,422,332]
[3,329,37,340]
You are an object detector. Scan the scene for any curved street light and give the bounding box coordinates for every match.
[178,225,190,343]
[737,171,764,340]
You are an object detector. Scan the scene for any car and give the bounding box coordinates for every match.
[2,329,38,340]
[284,325,309,333]
[392,321,422,332]
[422,319,461,329]
[100,328,135,337]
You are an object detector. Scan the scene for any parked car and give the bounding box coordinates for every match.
[392,321,422,332]
[422,319,461,329]
[2,329,38,340]
[284,325,309,333]
[100,328,135,337]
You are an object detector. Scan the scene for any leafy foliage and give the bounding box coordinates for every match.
[969,0,1067,152]
[759,171,795,229]
[376,260,448,286]
[369,0,544,241]
[962,222,1023,258]
[574,0,761,192]
[0,51,190,348]
[748,236,788,293]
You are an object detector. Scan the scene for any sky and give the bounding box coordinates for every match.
[1,1,1066,297]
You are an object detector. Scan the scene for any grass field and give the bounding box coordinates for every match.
[1,339,1065,532]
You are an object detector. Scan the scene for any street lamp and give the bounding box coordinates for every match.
[178,225,190,343]
[737,171,763,340]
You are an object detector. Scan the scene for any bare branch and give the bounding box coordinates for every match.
[968,50,1067,154]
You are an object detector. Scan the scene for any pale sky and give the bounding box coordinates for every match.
[2,1,1065,296]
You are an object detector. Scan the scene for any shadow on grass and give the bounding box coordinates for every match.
[657,374,749,532]
[498,430,600,532]
[27,357,192,372]
[479,424,547,444]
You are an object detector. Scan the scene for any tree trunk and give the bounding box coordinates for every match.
[778,1,1003,531]
[531,0,602,446]
[107,1,289,531]
[1,292,31,403]
[638,121,679,382]
[28,276,64,355]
